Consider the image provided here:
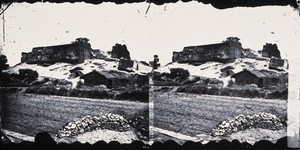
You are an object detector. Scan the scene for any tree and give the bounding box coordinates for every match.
[0,54,9,71]
[151,55,160,70]
[169,68,190,81]
[72,37,92,49]
[18,69,39,83]
[73,37,90,44]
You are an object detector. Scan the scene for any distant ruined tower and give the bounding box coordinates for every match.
[224,37,243,59]
[72,37,92,61]
[111,44,131,60]
[262,43,281,58]
[150,55,160,70]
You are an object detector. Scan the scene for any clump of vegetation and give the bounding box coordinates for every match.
[114,90,149,102]
[176,83,287,100]
[18,69,39,82]
[153,68,190,86]
[25,82,149,102]
[0,68,39,87]
[25,86,115,99]
[0,72,14,86]
[0,54,9,71]
[76,80,84,88]
[195,76,223,86]
[169,68,190,82]
[264,88,288,100]
[25,86,56,95]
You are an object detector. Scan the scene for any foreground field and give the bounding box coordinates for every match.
[1,92,148,138]
[152,91,287,138]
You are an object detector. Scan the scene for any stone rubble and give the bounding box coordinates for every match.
[129,115,149,140]
[57,113,131,138]
[211,112,284,136]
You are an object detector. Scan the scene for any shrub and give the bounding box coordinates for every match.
[18,69,39,82]
[153,80,179,86]
[76,80,84,88]
[258,90,267,98]
[115,92,130,100]
[0,72,12,81]
[25,87,38,93]
[176,81,287,100]
[1,87,19,93]
[190,85,208,94]
[207,78,223,86]
[55,87,68,96]
[177,85,209,95]
[69,88,80,97]
[94,90,109,99]
[220,88,231,96]
[169,68,190,81]
[227,79,235,87]
[114,90,149,102]
[35,86,53,95]
[0,54,9,71]
[176,86,187,93]
[186,85,200,94]
[131,91,149,102]
[207,86,220,95]
[265,89,288,100]
[57,79,72,86]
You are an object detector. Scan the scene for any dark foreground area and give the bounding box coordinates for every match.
[0,132,289,150]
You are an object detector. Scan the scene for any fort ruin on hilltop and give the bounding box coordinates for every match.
[172,37,282,64]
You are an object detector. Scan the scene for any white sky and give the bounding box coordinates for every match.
[1,2,300,66]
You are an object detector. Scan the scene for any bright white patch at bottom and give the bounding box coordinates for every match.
[57,129,138,144]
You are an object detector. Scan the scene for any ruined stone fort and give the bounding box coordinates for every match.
[172,37,281,64]
[172,37,243,63]
[21,38,92,64]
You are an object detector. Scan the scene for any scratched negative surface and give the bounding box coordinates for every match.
[1,1,300,147]
[0,2,152,144]
[147,1,299,147]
